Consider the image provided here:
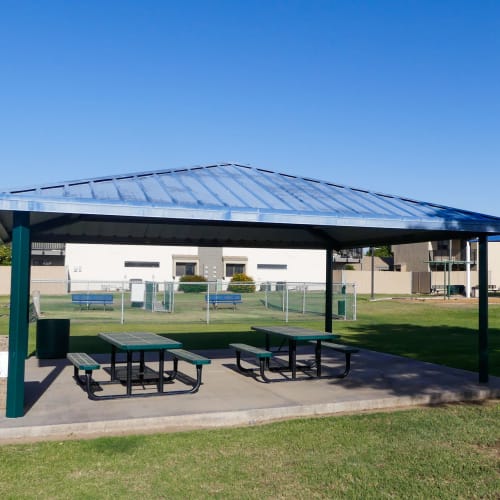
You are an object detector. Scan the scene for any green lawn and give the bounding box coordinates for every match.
[1,292,499,376]
[1,295,499,497]
[0,403,498,498]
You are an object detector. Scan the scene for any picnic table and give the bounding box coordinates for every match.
[251,326,338,379]
[98,331,182,396]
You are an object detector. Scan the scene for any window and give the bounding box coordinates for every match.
[124,261,160,268]
[225,263,245,277]
[257,264,287,270]
[175,262,197,276]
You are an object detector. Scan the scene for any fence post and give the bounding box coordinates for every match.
[121,283,125,324]
[285,284,289,323]
[206,282,210,325]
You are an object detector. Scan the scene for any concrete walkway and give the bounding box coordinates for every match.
[1,347,499,443]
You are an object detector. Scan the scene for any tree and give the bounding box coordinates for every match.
[366,245,393,258]
[0,244,12,265]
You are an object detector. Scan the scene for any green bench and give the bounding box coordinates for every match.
[166,349,212,393]
[309,341,359,378]
[229,343,273,382]
[67,352,102,400]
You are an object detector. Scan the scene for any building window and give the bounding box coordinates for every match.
[175,262,197,276]
[257,264,287,270]
[124,261,160,268]
[226,263,245,277]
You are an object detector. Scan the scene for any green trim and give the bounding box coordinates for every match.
[325,248,333,333]
[6,211,31,418]
[478,235,488,383]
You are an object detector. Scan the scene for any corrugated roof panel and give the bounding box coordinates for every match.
[89,178,121,200]
[303,181,363,214]
[156,171,200,205]
[136,175,174,204]
[179,168,237,207]
[227,167,293,210]
[114,177,149,203]
[241,169,310,211]
[66,182,94,199]
[1,163,499,249]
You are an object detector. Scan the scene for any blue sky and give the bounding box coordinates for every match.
[1,1,499,215]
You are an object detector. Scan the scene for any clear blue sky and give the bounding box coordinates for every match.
[1,1,499,215]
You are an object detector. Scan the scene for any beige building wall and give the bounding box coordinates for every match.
[0,266,68,295]
[342,270,412,294]
[392,241,430,272]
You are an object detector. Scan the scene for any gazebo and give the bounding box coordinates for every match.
[1,163,499,418]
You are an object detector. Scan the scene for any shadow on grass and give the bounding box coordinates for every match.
[339,322,500,376]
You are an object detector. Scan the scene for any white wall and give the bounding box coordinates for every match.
[223,247,326,283]
[65,244,197,288]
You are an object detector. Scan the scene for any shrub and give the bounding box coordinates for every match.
[178,275,207,293]
[227,273,256,293]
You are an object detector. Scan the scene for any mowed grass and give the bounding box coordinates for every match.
[2,292,496,376]
[0,295,499,497]
[0,403,499,498]
[1,292,499,375]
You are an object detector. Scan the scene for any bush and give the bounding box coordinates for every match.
[178,275,207,293]
[227,273,256,293]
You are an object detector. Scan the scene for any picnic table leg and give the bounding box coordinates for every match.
[126,351,133,396]
[139,350,145,382]
[110,346,117,381]
[158,349,165,392]
[315,340,322,377]
[290,339,297,379]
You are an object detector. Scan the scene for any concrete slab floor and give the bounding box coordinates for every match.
[1,347,499,443]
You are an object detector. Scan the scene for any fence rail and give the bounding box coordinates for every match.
[25,280,356,325]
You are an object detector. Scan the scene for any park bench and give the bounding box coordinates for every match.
[229,343,273,382]
[67,352,101,400]
[71,293,114,310]
[205,293,242,310]
[310,341,359,378]
[166,349,212,393]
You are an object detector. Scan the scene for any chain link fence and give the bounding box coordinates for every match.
[28,279,356,325]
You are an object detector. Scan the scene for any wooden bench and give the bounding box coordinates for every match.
[309,341,359,378]
[166,349,211,393]
[71,293,114,310]
[205,293,242,310]
[229,343,273,382]
[67,352,102,400]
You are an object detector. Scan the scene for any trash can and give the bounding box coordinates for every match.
[338,300,346,317]
[36,319,70,359]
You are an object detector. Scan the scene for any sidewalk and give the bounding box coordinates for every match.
[1,347,499,443]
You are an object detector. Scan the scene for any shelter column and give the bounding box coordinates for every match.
[325,248,333,333]
[6,211,31,418]
[478,235,488,383]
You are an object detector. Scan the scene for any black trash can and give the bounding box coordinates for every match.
[36,319,70,359]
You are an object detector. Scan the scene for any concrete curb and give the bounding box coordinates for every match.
[2,386,498,444]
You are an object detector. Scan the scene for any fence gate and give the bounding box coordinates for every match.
[412,272,431,294]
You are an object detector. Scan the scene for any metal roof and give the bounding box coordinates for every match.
[0,163,499,249]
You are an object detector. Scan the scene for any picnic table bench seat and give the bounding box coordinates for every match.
[71,293,114,310]
[166,349,212,393]
[205,293,242,310]
[67,352,102,400]
[229,343,273,382]
[309,341,359,378]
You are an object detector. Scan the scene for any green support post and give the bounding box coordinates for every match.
[478,235,488,383]
[6,211,31,418]
[325,248,333,333]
